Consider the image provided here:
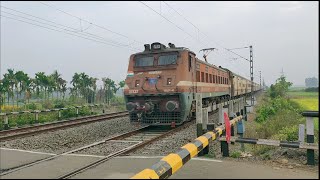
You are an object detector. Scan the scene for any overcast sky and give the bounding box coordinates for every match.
[1,1,318,87]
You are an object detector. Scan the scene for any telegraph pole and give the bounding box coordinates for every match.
[250,46,254,106]
[259,71,261,89]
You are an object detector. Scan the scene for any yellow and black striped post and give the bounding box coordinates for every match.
[131,115,243,179]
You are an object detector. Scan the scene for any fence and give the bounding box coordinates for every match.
[0,103,108,130]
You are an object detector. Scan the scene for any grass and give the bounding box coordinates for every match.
[288,91,319,99]
[289,91,318,131]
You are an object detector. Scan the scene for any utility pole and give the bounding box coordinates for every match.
[226,45,255,106]
[259,71,261,89]
[250,46,254,106]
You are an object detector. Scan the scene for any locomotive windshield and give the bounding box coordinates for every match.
[158,54,177,65]
[135,56,154,67]
[134,52,178,67]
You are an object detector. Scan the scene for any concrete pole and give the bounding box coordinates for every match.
[238,99,241,114]
[196,93,203,137]
[298,124,305,142]
[58,110,61,120]
[200,108,209,156]
[306,117,315,165]
[35,112,39,124]
[218,102,223,125]
[4,115,9,130]
[228,100,234,118]
[202,108,208,131]
[76,108,79,117]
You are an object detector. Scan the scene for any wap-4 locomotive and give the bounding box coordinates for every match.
[124,42,260,126]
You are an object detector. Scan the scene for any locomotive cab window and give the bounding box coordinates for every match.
[135,56,154,67]
[158,54,177,65]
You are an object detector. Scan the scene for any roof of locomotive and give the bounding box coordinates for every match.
[133,42,193,56]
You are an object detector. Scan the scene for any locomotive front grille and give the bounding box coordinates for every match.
[129,111,182,125]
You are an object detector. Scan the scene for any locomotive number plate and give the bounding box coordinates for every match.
[148,71,162,74]
[129,90,139,94]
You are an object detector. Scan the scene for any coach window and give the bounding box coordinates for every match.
[201,72,205,82]
[209,74,212,83]
[196,71,200,82]
[206,73,208,83]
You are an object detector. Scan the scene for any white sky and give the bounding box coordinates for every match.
[1,1,318,87]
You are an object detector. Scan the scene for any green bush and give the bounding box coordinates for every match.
[42,101,53,109]
[26,103,38,110]
[251,144,275,156]
[230,151,241,158]
[272,126,299,141]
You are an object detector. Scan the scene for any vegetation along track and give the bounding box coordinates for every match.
[0,111,129,141]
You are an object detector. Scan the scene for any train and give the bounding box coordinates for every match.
[124,42,261,126]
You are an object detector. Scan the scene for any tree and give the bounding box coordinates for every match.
[51,70,61,99]
[3,69,16,107]
[0,80,5,111]
[71,72,81,101]
[269,75,292,98]
[102,78,116,105]
[35,72,49,101]
[90,77,98,103]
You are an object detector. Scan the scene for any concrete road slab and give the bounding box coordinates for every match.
[70,156,318,179]
[0,148,55,171]
[0,148,318,179]
[1,154,102,179]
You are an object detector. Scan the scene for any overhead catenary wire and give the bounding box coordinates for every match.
[139,1,209,48]
[38,1,145,46]
[0,4,144,52]
[1,14,140,52]
[0,9,139,50]
[160,1,252,64]
[0,6,110,41]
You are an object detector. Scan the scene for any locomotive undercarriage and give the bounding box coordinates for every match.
[125,94,191,126]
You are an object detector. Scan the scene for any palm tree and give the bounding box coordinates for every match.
[71,73,81,102]
[103,77,116,105]
[61,81,67,100]
[51,70,61,99]
[35,72,48,101]
[90,77,98,103]
[3,69,16,107]
[15,71,30,107]
[47,75,54,100]
[57,77,67,100]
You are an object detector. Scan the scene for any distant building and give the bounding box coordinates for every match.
[305,77,318,87]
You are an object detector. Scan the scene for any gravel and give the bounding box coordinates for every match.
[73,141,138,156]
[0,116,141,154]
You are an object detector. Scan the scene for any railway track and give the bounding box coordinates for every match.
[0,120,194,178]
[57,120,194,179]
[0,111,129,141]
